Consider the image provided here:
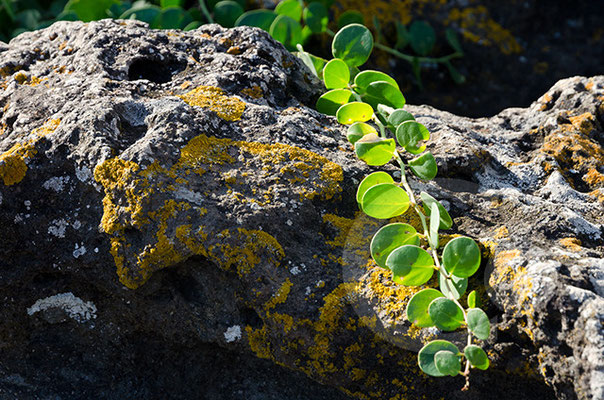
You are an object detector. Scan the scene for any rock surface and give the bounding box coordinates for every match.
[0,20,602,400]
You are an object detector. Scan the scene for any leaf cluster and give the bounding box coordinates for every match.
[315,23,490,387]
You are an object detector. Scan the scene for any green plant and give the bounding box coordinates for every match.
[311,23,489,389]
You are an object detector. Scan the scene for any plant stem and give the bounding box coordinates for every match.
[198,0,214,24]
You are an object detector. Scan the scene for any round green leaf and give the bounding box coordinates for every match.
[354,70,399,93]
[361,183,410,219]
[323,58,350,89]
[356,171,393,204]
[275,0,302,21]
[418,340,460,377]
[428,297,464,331]
[269,14,303,51]
[354,134,395,166]
[420,192,452,230]
[406,288,443,327]
[395,121,430,154]
[362,81,406,110]
[347,122,376,145]
[152,6,191,29]
[434,350,461,377]
[371,223,420,269]
[64,0,119,22]
[438,272,468,300]
[303,2,328,33]
[386,245,435,286]
[464,345,490,370]
[315,89,353,116]
[408,152,437,180]
[336,101,374,124]
[387,109,415,128]
[467,308,490,340]
[235,10,278,31]
[119,5,161,23]
[409,20,435,56]
[332,23,373,67]
[442,237,481,278]
[337,10,364,28]
[184,21,202,30]
[467,290,478,308]
[213,1,243,27]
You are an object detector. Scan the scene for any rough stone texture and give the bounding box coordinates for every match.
[0,20,602,400]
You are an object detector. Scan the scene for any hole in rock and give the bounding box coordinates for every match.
[127,58,186,83]
[241,307,262,329]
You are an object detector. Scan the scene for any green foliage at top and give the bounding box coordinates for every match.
[313,23,490,391]
[0,0,466,89]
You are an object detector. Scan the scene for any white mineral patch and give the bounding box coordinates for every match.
[27,292,97,323]
[42,176,70,192]
[224,325,241,343]
[561,209,602,240]
[73,243,86,258]
[72,220,81,230]
[75,165,92,182]
[48,219,69,238]
[0,191,3,205]
[174,187,204,205]
[290,266,301,275]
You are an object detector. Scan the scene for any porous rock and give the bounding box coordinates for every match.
[0,20,602,400]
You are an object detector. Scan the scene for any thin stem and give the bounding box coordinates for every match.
[373,115,386,138]
[198,0,214,24]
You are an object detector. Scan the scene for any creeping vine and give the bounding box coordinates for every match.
[303,23,489,388]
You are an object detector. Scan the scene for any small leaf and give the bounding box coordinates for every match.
[411,56,423,89]
[269,14,303,51]
[445,28,463,54]
[184,21,202,30]
[429,202,440,249]
[356,171,393,204]
[161,0,183,8]
[354,70,399,93]
[275,0,302,21]
[420,192,453,230]
[409,20,435,56]
[439,272,468,300]
[347,122,376,145]
[371,223,420,269]
[315,89,353,115]
[434,350,461,377]
[386,245,435,286]
[428,297,464,331]
[336,101,374,124]
[337,10,363,28]
[395,121,430,154]
[442,237,481,278]
[236,10,278,31]
[464,345,490,370]
[406,288,443,327]
[395,21,410,50]
[213,1,244,27]
[361,183,410,219]
[303,2,328,33]
[418,340,460,377]
[362,81,406,110]
[466,308,490,340]
[64,0,119,22]
[354,134,396,166]
[445,60,466,84]
[323,58,350,89]
[332,23,373,67]
[372,15,382,43]
[467,290,478,308]
[387,109,415,129]
[408,152,438,180]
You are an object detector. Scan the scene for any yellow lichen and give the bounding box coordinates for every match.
[559,237,583,252]
[494,226,509,239]
[178,85,245,121]
[0,119,60,186]
[240,85,263,99]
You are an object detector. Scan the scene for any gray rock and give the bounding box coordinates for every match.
[0,20,602,400]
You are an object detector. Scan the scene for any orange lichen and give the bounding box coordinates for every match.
[559,237,583,252]
[494,226,509,239]
[178,85,246,121]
